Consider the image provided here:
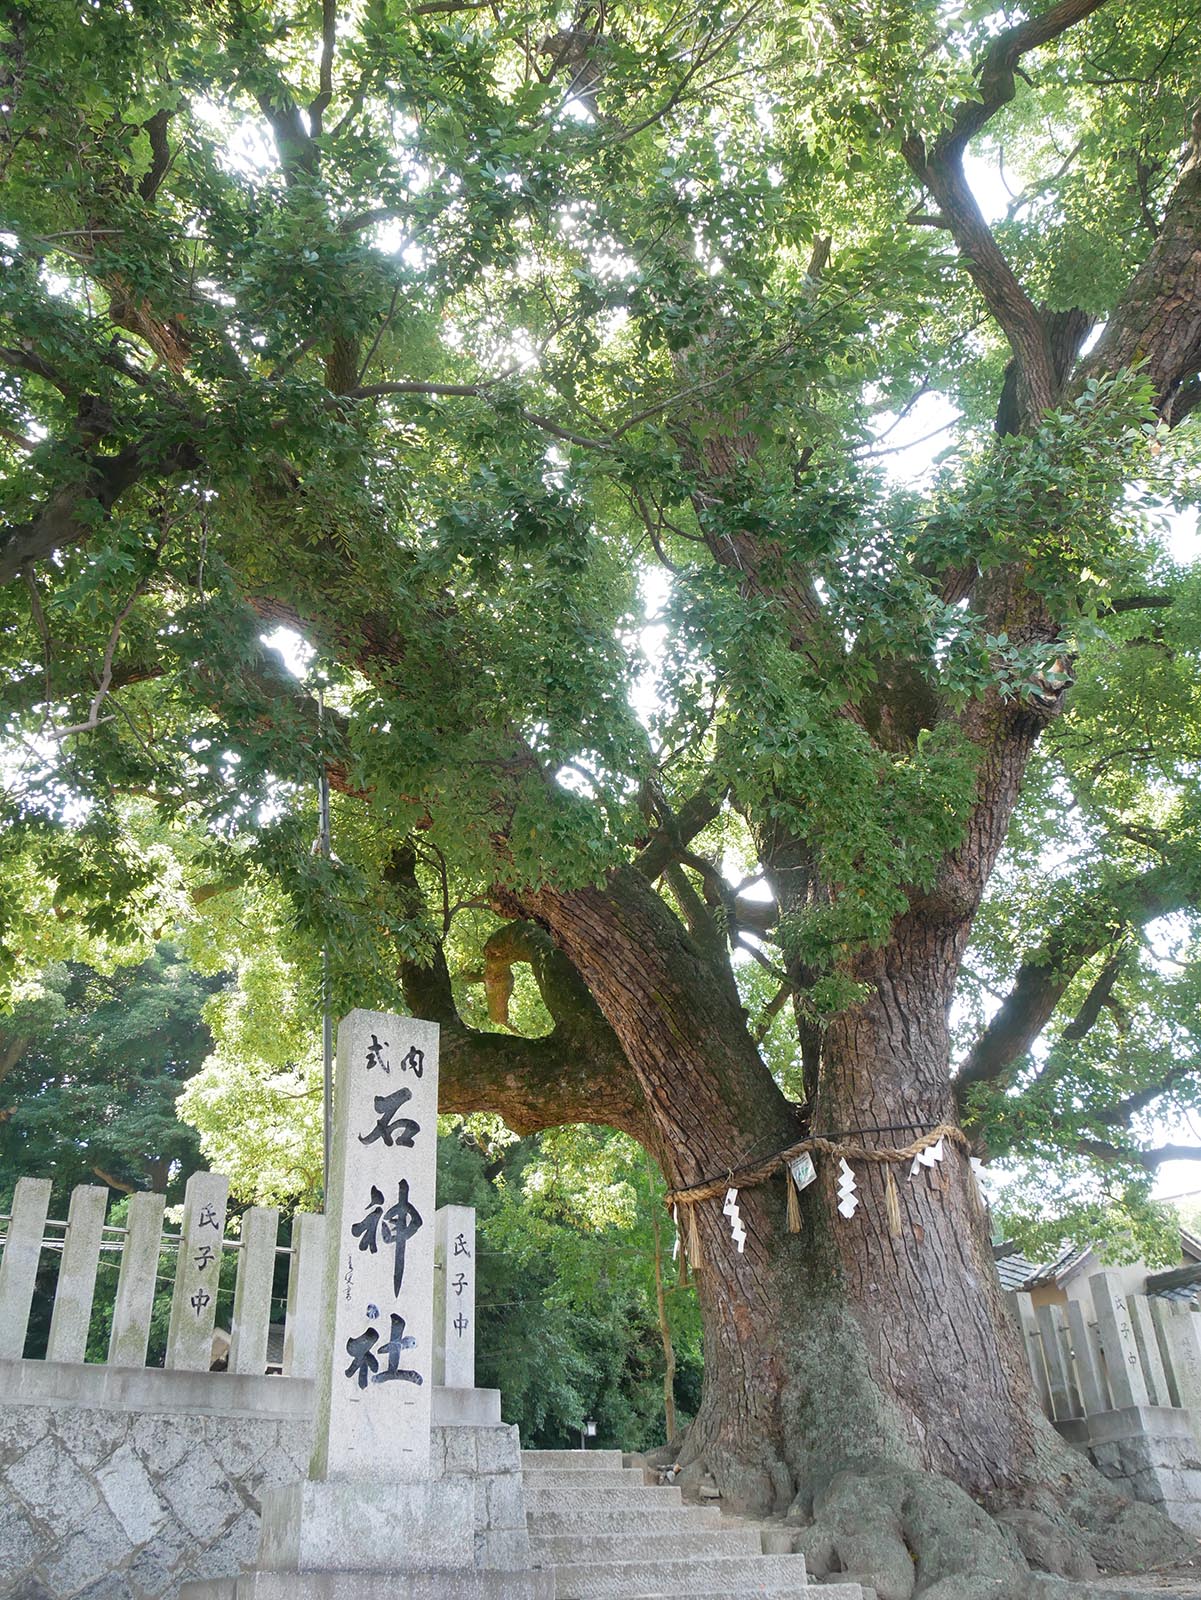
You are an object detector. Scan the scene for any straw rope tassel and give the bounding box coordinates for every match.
[786,1171,802,1233]
[884,1165,902,1238]
[675,1210,688,1285]
[686,1204,704,1270]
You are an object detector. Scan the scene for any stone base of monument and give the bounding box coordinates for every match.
[258,1478,477,1570]
[434,1383,502,1426]
[180,1420,554,1600]
[183,1576,548,1599]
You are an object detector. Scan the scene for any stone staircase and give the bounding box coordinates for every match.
[520,1448,865,1599]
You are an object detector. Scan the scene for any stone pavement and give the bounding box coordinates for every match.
[1033,1580,1201,1600]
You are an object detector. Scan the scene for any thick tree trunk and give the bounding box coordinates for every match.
[672,928,1040,1510]
[523,867,804,1506]
[515,865,1190,1590]
[524,865,1033,1493]
[816,928,1034,1499]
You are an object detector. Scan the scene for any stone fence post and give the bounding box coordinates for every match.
[434,1204,476,1389]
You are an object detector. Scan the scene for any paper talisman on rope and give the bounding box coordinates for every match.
[909,1135,945,1178]
[969,1155,988,1215]
[836,1158,859,1219]
[788,1153,817,1192]
[723,1187,746,1253]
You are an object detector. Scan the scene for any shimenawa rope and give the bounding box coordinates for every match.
[664,1121,970,1211]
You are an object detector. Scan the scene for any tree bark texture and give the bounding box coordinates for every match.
[816,934,1035,1498]
[494,854,1189,1589]
[513,865,1035,1506]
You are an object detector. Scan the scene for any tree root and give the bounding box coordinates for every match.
[659,1444,1195,1599]
[989,1425,1196,1578]
[788,1460,1030,1600]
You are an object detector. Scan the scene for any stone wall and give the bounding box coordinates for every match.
[0,1360,312,1600]
[1084,1405,1201,1538]
[0,1359,516,1600]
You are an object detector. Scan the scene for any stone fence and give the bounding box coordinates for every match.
[0,1168,484,1597]
[1013,1271,1201,1534]
[0,1172,325,1378]
[0,1173,476,1387]
[1015,1272,1201,1421]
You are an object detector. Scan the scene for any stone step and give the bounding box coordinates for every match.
[618,1588,865,1600]
[551,1551,811,1599]
[525,1482,683,1512]
[529,1506,725,1537]
[522,1449,626,1471]
[532,1529,763,1564]
[524,1466,647,1485]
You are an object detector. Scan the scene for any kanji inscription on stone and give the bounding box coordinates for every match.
[433,1204,475,1389]
[311,1011,440,1481]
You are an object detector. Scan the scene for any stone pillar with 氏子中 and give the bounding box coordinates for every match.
[434,1204,476,1389]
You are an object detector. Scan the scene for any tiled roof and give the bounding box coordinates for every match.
[995,1251,1040,1291]
[994,1230,1201,1301]
[1020,1243,1093,1289]
[1145,1262,1201,1302]
[1153,1283,1201,1304]
[992,1240,1047,1292]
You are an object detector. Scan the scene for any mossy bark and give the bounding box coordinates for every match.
[393,795,1190,1588]
[505,863,1192,1591]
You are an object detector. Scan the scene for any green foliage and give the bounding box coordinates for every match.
[0,945,221,1206]
[957,544,1201,1254]
[991,1158,1181,1270]
[441,1126,702,1449]
[1,0,1200,1291]
[923,372,1164,616]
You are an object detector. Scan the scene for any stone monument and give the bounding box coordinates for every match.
[181,1009,552,1600]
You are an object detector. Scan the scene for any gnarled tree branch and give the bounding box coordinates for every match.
[899,1,1111,417]
[956,859,1192,1104]
[0,433,197,586]
[942,0,1113,159]
[1078,1136,1201,1170]
[388,850,647,1138]
[1079,114,1201,417]
[634,789,723,880]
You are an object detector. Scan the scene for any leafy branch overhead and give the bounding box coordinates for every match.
[1,0,1200,1376]
[0,0,1196,1171]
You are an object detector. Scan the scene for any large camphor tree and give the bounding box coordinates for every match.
[3,0,1201,1589]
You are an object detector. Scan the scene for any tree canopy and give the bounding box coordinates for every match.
[2,0,1198,1222]
[3,0,1201,1577]
[0,944,217,1202]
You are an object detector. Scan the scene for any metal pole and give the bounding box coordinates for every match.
[318,688,333,1209]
